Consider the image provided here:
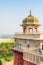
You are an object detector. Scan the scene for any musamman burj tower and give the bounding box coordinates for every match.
[12,10,43,65]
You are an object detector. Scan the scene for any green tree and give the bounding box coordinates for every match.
[0,60,2,65]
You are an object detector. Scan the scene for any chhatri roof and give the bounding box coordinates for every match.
[23,10,39,24]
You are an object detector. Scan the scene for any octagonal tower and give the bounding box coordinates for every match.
[12,11,43,65]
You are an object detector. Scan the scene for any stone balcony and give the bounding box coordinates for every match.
[14,32,43,40]
[14,33,40,39]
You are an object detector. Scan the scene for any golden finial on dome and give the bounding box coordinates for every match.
[23,10,39,23]
[29,10,31,15]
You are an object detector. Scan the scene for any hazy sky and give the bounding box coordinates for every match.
[0,0,43,34]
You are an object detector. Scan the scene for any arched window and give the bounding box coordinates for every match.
[29,28,33,33]
[23,26,26,33]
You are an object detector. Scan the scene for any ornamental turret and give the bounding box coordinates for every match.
[21,10,40,33]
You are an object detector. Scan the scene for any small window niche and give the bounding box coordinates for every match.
[42,45,43,50]
[27,44,30,48]
[29,28,33,33]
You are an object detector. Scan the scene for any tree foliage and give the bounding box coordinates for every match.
[0,60,2,65]
[0,41,15,59]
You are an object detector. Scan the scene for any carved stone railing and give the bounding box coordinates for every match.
[14,33,40,39]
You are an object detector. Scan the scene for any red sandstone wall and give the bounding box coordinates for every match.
[14,53,36,65]
[14,52,23,65]
[12,49,36,65]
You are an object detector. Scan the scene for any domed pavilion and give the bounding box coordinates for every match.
[21,10,40,33]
